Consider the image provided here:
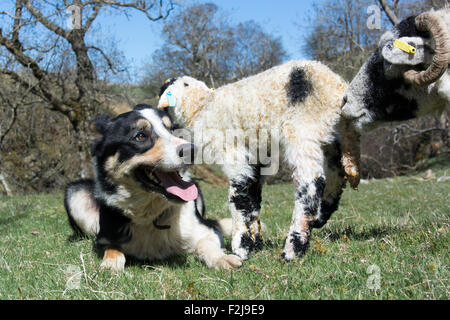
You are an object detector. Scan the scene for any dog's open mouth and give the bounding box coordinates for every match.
[135,166,198,202]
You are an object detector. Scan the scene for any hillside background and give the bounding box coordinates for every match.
[0,0,448,195]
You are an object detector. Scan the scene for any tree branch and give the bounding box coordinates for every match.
[87,45,119,73]
[378,0,400,25]
[81,0,174,21]
[12,0,24,45]
[83,3,102,31]
[21,0,69,39]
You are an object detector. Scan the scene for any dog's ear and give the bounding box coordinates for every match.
[90,115,112,134]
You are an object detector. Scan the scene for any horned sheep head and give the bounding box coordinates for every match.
[341,9,450,133]
[339,9,450,189]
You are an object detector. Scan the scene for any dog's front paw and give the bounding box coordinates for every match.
[213,254,242,270]
[100,249,126,273]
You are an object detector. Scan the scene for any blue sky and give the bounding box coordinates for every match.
[0,0,319,82]
[95,0,319,80]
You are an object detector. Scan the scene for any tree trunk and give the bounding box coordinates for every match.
[0,172,13,196]
[74,122,94,179]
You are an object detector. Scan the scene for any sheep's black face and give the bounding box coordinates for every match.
[342,49,420,133]
[341,15,429,133]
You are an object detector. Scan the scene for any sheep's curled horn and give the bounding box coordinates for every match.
[404,9,450,86]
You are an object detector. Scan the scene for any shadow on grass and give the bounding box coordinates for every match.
[125,255,188,270]
[322,224,405,242]
[0,212,29,226]
[67,233,188,270]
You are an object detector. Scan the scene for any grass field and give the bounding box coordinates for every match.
[0,157,449,300]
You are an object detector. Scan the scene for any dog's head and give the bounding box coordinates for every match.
[91,104,198,203]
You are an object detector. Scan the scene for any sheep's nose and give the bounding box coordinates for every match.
[176,143,196,164]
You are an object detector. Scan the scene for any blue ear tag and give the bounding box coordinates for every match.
[166,91,176,107]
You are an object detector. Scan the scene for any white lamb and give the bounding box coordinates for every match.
[157,60,355,261]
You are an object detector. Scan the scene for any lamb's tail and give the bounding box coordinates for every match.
[64,179,100,238]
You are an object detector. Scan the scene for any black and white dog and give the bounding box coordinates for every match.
[64,105,241,272]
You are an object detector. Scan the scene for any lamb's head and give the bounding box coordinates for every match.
[342,9,450,134]
[157,76,211,126]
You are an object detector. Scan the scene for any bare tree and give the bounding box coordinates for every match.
[142,2,288,94]
[0,0,174,181]
[378,0,400,25]
[378,0,449,25]
[302,0,386,81]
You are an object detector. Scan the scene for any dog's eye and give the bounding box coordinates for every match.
[184,83,189,87]
[134,132,147,142]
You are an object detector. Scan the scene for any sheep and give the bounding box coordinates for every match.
[341,8,450,171]
[156,60,354,261]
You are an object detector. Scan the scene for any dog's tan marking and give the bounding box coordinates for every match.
[100,249,126,272]
[135,118,151,130]
[162,116,172,128]
[140,138,164,162]
[104,153,119,172]
[116,138,164,175]
[103,249,123,260]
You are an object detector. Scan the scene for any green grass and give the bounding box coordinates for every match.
[0,162,449,300]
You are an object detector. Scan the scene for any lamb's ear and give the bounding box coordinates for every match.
[90,114,112,134]
[381,37,431,65]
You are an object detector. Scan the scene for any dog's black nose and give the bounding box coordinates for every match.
[176,143,196,164]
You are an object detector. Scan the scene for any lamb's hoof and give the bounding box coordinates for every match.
[232,231,263,260]
[280,251,294,262]
[342,153,360,190]
[280,246,308,262]
[345,167,361,190]
[346,171,360,190]
[213,254,243,270]
[281,231,310,261]
[100,255,125,273]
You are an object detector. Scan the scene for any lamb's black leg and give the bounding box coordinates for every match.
[281,176,326,261]
[229,165,264,260]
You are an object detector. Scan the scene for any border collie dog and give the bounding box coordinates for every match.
[64,105,241,272]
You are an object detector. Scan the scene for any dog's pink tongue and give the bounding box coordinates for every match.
[154,172,198,202]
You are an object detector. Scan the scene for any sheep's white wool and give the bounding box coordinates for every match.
[157,59,351,261]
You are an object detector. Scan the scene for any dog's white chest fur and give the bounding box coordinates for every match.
[121,201,201,261]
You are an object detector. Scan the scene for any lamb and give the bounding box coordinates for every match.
[156,60,354,261]
[341,8,450,167]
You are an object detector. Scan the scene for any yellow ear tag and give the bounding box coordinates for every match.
[393,39,416,54]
